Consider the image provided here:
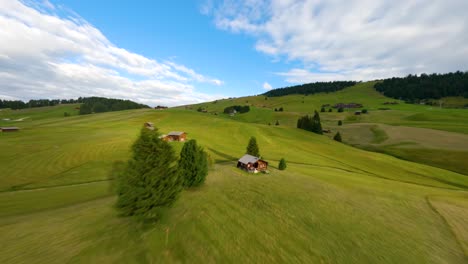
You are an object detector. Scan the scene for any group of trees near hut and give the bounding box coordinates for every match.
[297,111,323,135]
[223,105,250,114]
[116,125,208,221]
[374,71,468,101]
[79,97,149,115]
[263,81,357,97]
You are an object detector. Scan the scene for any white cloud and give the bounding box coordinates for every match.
[262,82,272,90]
[206,0,468,83]
[0,1,224,106]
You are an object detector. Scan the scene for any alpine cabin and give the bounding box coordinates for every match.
[237,154,268,173]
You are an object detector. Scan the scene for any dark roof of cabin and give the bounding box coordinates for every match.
[168,131,185,136]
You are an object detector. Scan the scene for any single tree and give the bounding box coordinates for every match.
[279,107,284,112]
[278,158,287,170]
[328,108,332,112]
[338,107,344,113]
[275,120,280,126]
[274,108,278,112]
[116,126,182,220]
[178,140,208,187]
[338,120,343,126]
[333,132,342,142]
[362,109,368,114]
[246,136,260,157]
[312,110,323,135]
[321,107,326,112]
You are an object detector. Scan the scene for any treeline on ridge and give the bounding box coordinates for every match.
[0,97,149,114]
[263,81,357,97]
[374,71,468,101]
[79,97,149,115]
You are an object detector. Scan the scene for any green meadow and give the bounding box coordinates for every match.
[1,96,468,263]
[189,82,468,174]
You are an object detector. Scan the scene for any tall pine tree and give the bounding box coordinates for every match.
[178,139,208,187]
[116,126,182,220]
[312,110,323,134]
[246,136,260,157]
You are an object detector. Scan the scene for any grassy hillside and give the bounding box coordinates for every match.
[186,82,468,174]
[1,107,468,263]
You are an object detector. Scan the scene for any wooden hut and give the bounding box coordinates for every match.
[165,131,187,141]
[0,127,20,132]
[237,154,268,173]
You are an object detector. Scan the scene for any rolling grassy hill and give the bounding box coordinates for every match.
[186,82,468,175]
[1,105,468,263]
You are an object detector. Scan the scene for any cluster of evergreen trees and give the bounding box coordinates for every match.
[0,99,71,109]
[374,71,468,101]
[116,126,208,221]
[297,111,323,134]
[223,105,250,114]
[263,81,357,97]
[0,97,149,113]
[79,97,149,115]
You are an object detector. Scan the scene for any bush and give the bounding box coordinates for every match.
[321,107,326,112]
[116,126,182,221]
[338,107,344,112]
[278,158,287,170]
[362,109,368,114]
[279,107,284,112]
[333,132,342,142]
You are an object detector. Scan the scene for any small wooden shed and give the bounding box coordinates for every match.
[165,131,187,142]
[0,127,20,132]
[237,154,268,173]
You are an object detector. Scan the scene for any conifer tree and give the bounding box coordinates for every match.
[338,120,343,126]
[275,120,280,126]
[312,110,323,134]
[321,107,325,112]
[178,139,208,187]
[116,126,182,220]
[278,158,287,170]
[246,136,260,157]
[333,132,342,142]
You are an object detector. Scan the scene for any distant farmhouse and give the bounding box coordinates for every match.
[237,154,268,173]
[154,105,168,110]
[161,131,187,142]
[0,127,20,132]
[333,103,363,109]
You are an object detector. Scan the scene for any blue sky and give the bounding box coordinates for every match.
[1,0,467,106]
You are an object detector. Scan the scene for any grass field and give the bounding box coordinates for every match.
[185,82,468,175]
[1,104,468,263]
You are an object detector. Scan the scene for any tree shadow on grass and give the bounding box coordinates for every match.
[207,147,238,163]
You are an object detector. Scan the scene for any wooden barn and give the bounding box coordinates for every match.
[164,131,187,142]
[237,154,268,173]
[0,127,20,132]
[144,122,154,130]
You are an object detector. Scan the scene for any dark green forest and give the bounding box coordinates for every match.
[0,97,149,113]
[263,81,357,97]
[374,71,468,101]
[78,97,149,115]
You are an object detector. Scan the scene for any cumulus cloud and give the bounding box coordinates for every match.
[0,1,223,106]
[206,0,468,83]
[262,82,272,90]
